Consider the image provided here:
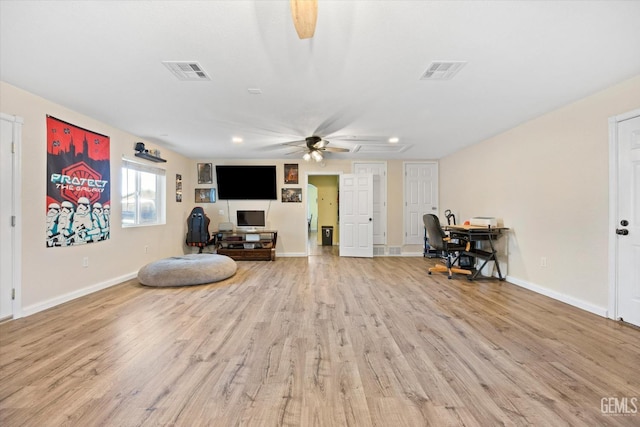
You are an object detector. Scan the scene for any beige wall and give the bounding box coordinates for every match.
[1,82,193,315]
[0,77,416,317]
[15,72,636,317]
[440,75,640,312]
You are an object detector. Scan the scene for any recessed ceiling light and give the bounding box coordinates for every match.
[247,88,262,94]
[388,137,399,143]
[232,137,243,143]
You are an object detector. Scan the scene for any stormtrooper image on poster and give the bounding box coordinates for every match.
[46,116,110,247]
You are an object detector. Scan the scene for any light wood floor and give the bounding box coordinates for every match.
[1,256,639,426]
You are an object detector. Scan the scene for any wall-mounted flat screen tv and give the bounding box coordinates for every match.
[215,165,277,200]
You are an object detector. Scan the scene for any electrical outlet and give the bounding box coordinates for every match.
[82,257,89,268]
[219,209,225,215]
[540,257,547,268]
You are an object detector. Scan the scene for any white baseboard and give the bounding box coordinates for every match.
[506,275,608,318]
[21,272,138,318]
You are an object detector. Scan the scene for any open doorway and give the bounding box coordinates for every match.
[307,174,339,257]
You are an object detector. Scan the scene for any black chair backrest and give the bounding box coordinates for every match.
[423,214,447,251]
[186,207,210,246]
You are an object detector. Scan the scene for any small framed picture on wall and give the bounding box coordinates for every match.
[195,188,216,203]
[282,188,302,203]
[197,163,213,184]
[176,174,183,202]
[284,163,298,184]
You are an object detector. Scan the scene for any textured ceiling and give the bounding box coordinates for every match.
[1,1,639,161]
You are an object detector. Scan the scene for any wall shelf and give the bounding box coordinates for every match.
[135,152,167,163]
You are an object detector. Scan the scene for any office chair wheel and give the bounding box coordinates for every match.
[428,271,432,275]
[448,276,452,279]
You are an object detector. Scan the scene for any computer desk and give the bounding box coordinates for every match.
[445,224,509,281]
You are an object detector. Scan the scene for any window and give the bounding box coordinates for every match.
[121,159,166,227]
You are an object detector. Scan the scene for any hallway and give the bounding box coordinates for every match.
[307,231,339,257]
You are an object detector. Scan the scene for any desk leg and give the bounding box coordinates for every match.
[467,234,505,281]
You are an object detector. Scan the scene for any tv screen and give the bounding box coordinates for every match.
[215,165,277,200]
[237,210,266,228]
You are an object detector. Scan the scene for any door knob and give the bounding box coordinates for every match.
[616,229,629,235]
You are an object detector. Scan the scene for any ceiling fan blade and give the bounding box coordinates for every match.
[280,139,308,147]
[290,0,317,39]
[322,146,350,153]
[315,139,329,149]
[286,149,307,155]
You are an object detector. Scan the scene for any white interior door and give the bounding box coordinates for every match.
[339,173,373,258]
[404,162,438,245]
[0,115,16,320]
[615,114,640,327]
[354,162,386,245]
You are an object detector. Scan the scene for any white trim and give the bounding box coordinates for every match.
[0,113,23,319]
[276,252,307,257]
[507,275,608,318]
[21,272,137,318]
[607,108,640,321]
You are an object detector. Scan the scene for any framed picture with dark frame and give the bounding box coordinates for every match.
[282,188,302,203]
[176,174,183,202]
[197,163,213,184]
[195,188,216,203]
[284,163,298,184]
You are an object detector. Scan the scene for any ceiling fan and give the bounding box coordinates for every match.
[282,136,350,162]
[290,0,318,39]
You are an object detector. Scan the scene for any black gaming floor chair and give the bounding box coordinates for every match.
[186,207,213,253]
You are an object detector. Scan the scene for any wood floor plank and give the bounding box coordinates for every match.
[1,256,639,426]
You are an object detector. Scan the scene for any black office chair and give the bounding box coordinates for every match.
[423,214,472,279]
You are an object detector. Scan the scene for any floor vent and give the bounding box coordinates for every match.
[420,61,466,80]
[388,246,402,255]
[373,247,385,256]
[162,61,211,81]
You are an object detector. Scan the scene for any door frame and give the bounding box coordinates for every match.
[607,108,640,320]
[0,112,23,320]
[305,170,341,256]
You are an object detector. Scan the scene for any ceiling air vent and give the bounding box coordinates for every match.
[162,61,211,81]
[420,61,466,80]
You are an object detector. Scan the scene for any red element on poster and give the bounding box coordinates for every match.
[46,116,111,247]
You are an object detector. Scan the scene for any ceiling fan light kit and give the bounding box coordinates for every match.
[311,150,323,162]
[290,0,318,39]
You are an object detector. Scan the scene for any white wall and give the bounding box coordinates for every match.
[440,75,640,314]
[0,82,193,316]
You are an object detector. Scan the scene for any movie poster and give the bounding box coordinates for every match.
[46,116,110,247]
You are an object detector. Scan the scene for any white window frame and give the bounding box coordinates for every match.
[121,158,166,227]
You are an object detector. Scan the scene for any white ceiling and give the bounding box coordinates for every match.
[1,1,639,161]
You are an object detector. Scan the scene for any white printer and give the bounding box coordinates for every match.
[469,217,498,227]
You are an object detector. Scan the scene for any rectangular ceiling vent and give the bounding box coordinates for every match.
[162,61,211,81]
[420,61,466,80]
